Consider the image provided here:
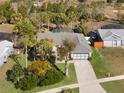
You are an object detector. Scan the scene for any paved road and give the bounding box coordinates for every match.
[74,60,106,93]
[99,75,124,83]
[36,83,79,93]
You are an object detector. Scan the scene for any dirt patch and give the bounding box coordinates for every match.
[0,24,14,33]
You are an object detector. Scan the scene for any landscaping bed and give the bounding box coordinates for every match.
[0,63,77,93]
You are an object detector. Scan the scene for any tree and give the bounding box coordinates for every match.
[0,1,15,22]
[28,61,49,77]
[79,23,88,36]
[14,18,36,68]
[40,12,53,30]
[66,6,78,28]
[0,15,7,24]
[94,13,106,22]
[58,38,76,76]
[51,13,69,27]
[34,39,53,61]
[17,0,33,17]
[10,13,22,24]
[18,4,28,17]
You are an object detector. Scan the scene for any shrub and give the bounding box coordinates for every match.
[79,23,88,36]
[94,13,106,22]
[15,74,39,90]
[0,15,7,24]
[39,68,64,86]
[117,0,124,3]
[119,16,124,24]
[28,61,49,77]
[6,63,24,83]
[80,12,91,21]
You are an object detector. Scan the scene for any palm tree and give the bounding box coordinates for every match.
[14,18,36,68]
[58,38,76,76]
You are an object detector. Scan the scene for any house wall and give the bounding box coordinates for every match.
[104,40,122,47]
[0,46,13,66]
[94,42,104,48]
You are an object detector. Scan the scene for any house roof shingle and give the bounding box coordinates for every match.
[37,32,92,54]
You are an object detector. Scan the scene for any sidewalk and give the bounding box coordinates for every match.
[99,75,124,83]
[74,60,106,93]
[36,83,79,93]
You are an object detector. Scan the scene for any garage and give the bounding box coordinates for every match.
[71,53,89,60]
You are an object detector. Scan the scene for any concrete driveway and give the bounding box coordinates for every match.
[74,60,106,93]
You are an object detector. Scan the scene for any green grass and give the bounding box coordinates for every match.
[0,63,77,93]
[101,80,124,93]
[98,48,124,76]
[91,48,108,78]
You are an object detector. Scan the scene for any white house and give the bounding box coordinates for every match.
[0,40,13,66]
[96,29,124,47]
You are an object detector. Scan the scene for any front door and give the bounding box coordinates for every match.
[113,40,117,47]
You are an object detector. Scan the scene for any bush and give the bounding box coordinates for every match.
[119,16,124,24]
[117,0,124,3]
[94,13,106,22]
[6,63,24,83]
[79,23,88,36]
[80,12,91,21]
[15,74,39,90]
[0,15,7,24]
[39,68,64,86]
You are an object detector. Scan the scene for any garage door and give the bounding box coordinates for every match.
[71,54,89,60]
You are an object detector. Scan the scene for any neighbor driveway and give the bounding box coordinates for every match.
[74,60,106,93]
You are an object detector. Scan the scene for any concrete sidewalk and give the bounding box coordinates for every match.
[99,75,124,83]
[74,60,106,93]
[36,83,79,93]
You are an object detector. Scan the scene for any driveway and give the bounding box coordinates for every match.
[74,60,106,93]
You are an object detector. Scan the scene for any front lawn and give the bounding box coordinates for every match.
[101,80,124,93]
[98,47,124,76]
[91,48,108,78]
[0,63,77,93]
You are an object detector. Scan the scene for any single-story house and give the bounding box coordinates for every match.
[0,40,13,66]
[37,32,92,60]
[91,29,124,47]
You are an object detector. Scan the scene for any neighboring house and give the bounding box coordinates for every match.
[0,40,13,66]
[91,29,124,47]
[37,32,92,60]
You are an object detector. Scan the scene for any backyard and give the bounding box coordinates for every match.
[0,56,77,93]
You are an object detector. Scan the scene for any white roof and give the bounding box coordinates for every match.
[0,40,13,57]
[98,29,124,41]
